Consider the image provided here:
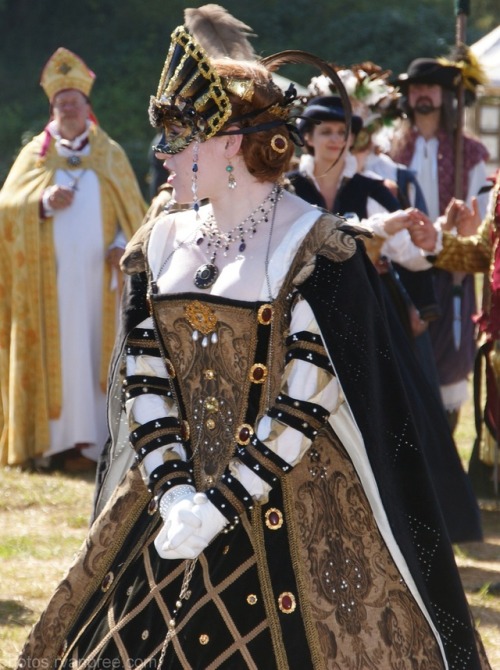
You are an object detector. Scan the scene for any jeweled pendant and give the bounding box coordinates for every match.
[67,155,81,167]
[194,263,219,289]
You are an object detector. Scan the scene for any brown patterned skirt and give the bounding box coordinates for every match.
[18,425,446,669]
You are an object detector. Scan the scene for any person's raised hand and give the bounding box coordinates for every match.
[442,198,462,231]
[455,197,481,238]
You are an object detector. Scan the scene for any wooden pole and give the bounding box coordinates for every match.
[451,1,470,349]
[453,0,469,198]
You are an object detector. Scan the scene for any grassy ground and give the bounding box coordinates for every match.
[453,391,500,667]
[0,400,499,668]
[0,468,96,667]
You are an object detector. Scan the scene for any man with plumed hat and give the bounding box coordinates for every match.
[391,56,490,434]
[0,47,146,470]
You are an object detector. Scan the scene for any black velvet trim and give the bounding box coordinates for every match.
[260,488,316,669]
[132,432,184,465]
[236,435,292,482]
[130,416,182,446]
[148,461,194,496]
[268,394,329,439]
[235,446,283,486]
[285,330,324,347]
[128,327,156,340]
[206,473,253,522]
[266,408,319,440]
[248,435,293,472]
[285,330,332,371]
[122,375,172,401]
[125,326,162,357]
[121,272,151,334]
[285,347,332,371]
[125,344,161,357]
[245,303,274,426]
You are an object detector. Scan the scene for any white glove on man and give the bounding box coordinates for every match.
[154,485,228,560]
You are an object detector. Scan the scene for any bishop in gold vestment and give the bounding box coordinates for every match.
[0,48,146,467]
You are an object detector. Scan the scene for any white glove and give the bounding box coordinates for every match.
[155,486,227,560]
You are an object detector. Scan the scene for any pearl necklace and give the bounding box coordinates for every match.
[193,183,283,289]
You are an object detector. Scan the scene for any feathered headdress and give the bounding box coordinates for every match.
[184,4,257,60]
[438,43,489,104]
[150,4,352,164]
[185,4,353,138]
[308,61,401,150]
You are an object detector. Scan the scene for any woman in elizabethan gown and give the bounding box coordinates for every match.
[18,6,490,670]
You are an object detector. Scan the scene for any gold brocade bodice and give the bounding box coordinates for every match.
[150,294,287,490]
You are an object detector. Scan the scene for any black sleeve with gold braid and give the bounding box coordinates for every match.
[130,416,185,464]
[206,331,333,524]
[125,327,162,357]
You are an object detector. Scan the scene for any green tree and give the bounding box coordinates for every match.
[0,0,498,191]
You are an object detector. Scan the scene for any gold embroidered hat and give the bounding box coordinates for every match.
[40,47,96,102]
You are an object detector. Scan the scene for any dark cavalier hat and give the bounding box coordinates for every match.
[298,95,363,135]
[397,58,461,92]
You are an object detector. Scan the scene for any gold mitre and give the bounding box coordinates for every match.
[40,47,96,102]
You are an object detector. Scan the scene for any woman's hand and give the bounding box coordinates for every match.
[381,209,411,236]
[155,488,227,560]
[407,210,438,252]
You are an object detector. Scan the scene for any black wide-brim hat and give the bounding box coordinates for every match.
[397,58,461,92]
[298,95,363,135]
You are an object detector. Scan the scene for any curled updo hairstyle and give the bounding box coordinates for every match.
[215,60,295,182]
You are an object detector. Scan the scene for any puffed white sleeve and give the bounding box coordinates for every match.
[124,315,187,484]
[223,296,343,506]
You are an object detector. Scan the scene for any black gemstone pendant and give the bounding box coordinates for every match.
[194,263,219,289]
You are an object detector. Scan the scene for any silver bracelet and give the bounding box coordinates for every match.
[159,484,194,520]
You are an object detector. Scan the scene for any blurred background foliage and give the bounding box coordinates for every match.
[1,0,499,196]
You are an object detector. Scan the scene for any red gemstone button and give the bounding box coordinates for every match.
[265,507,284,530]
[258,304,273,325]
[278,592,296,613]
[249,363,267,384]
[236,424,253,445]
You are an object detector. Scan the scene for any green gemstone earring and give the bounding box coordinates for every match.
[226,161,236,189]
